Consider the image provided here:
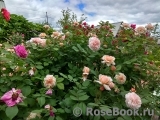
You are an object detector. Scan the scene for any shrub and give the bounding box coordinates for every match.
[0,10,160,120]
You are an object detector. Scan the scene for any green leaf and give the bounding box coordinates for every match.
[70,95,78,101]
[21,86,31,96]
[57,78,64,83]
[82,80,90,87]
[57,108,65,113]
[78,102,87,115]
[78,95,89,101]
[36,65,44,69]
[32,109,43,113]
[116,65,122,71]
[44,62,49,66]
[68,75,73,80]
[72,46,79,52]
[57,83,64,90]
[59,73,67,78]
[141,98,149,104]
[117,117,125,120]
[56,116,63,120]
[99,106,110,111]
[37,97,45,107]
[48,116,55,120]
[122,115,132,120]
[88,103,99,107]
[54,48,59,51]
[5,106,19,119]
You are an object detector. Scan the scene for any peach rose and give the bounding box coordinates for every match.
[121,23,130,29]
[83,66,90,75]
[73,22,79,26]
[101,55,115,66]
[145,23,154,31]
[108,82,115,89]
[94,74,113,91]
[125,92,142,109]
[136,26,146,34]
[51,31,61,39]
[88,37,101,51]
[115,73,126,84]
[99,74,112,84]
[82,66,90,81]
[43,25,50,29]
[39,33,47,38]
[43,75,56,88]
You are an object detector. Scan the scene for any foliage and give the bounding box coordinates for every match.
[0,14,54,43]
[0,10,160,120]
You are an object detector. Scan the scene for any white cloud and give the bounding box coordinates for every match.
[4,0,160,29]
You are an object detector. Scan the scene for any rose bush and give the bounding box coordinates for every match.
[0,9,160,120]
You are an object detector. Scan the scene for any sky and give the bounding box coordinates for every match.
[4,0,160,30]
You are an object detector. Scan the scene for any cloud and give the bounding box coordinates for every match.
[4,0,160,28]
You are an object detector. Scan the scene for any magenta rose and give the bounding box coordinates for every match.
[14,45,28,58]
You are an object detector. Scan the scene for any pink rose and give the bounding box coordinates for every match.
[88,37,101,51]
[45,89,52,95]
[115,73,126,84]
[14,45,28,58]
[125,92,142,109]
[0,88,24,107]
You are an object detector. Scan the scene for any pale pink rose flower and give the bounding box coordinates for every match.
[45,89,52,95]
[39,39,46,47]
[29,69,34,76]
[9,73,13,77]
[115,73,126,84]
[29,38,46,47]
[136,26,146,34]
[145,23,154,31]
[121,23,130,29]
[14,45,28,58]
[45,104,54,116]
[88,37,101,51]
[82,66,90,81]
[45,104,51,110]
[82,66,90,75]
[101,55,115,66]
[43,75,56,88]
[125,92,142,109]
[0,88,24,107]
